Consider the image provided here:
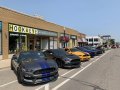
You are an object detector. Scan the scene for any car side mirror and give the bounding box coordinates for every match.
[49,53,53,55]
[12,55,18,61]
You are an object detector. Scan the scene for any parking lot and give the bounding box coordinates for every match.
[1,49,120,90]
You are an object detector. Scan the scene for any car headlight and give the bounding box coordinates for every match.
[64,57,72,63]
[22,68,32,72]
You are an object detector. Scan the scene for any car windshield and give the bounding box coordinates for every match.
[52,49,69,56]
[84,46,94,50]
[70,48,80,52]
[80,47,88,50]
[18,51,45,62]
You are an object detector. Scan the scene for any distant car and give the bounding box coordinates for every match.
[95,46,105,53]
[11,51,59,84]
[76,47,97,58]
[65,48,91,61]
[111,45,116,49]
[44,49,81,68]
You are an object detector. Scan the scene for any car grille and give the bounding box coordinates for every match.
[34,68,56,75]
[83,54,89,56]
[71,59,80,63]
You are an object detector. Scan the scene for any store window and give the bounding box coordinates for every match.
[9,33,27,54]
[94,38,98,42]
[70,35,77,47]
[50,37,54,49]
[89,38,93,42]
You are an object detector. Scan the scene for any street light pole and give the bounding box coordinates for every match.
[63,27,66,48]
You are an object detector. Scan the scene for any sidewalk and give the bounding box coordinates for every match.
[0,59,11,69]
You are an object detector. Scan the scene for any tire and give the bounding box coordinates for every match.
[17,68,24,84]
[11,62,14,70]
[56,59,63,68]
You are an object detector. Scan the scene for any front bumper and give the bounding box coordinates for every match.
[80,56,91,61]
[22,71,59,84]
[64,61,80,68]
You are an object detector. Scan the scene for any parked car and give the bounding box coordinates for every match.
[83,46,103,55]
[111,45,116,49]
[76,47,97,58]
[44,49,81,68]
[65,48,91,61]
[95,46,105,53]
[11,51,59,84]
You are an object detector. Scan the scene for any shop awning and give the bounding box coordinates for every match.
[78,38,87,42]
[82,38,87,42]
[77,38,83,42]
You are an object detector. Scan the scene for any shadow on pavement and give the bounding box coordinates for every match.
[60,76,107,90]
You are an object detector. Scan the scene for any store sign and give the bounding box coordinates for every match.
[70,35,77,39]
[60,33,69,37]
[9,24,38,34]
[0,22,2,31]
[37,29,57,36]
[9,24,58,36]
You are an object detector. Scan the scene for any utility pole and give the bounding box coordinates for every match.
[63,27,66,48]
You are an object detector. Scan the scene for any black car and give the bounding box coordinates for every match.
[11,51,59,84]
[44,49,81,68]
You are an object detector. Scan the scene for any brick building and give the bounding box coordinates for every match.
[0,7,85,60]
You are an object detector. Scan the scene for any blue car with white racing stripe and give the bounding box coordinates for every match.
[11,51,59,84]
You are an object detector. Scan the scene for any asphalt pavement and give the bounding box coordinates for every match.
[0,48,120,90]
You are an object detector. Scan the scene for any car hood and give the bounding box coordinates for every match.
[22,59,57,72]
[65,54,79,60]
[71,51,85,56]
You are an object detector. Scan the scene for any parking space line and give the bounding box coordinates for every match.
[52,50,111,90]
[58,69,75,78]
[52,63,92,90]
[45,84,49,90]
[0,80,17,88]
[35,85,46,90]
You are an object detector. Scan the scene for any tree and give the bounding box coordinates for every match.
[109,39,115,45]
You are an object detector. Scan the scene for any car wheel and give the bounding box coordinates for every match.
[11,62,14,70]
[56,59,63,68]
[17,68,24,84]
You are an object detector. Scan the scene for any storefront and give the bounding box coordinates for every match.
[59,33,70,48]
[0,7,85,59]
[70,35,77,48]
[8,23,58,53]
[78,38,87,46]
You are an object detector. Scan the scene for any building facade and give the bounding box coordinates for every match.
[77,33,87,46]
[86,36,103,46]
[0,7,82,60]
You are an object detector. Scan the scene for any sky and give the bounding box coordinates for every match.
[0,0,120,41]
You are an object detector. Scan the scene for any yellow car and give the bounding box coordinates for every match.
[65,48,91,61]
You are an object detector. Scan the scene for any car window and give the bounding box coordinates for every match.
[70,48,79,52]
[18,51,45,62]
[52,49,69,56]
